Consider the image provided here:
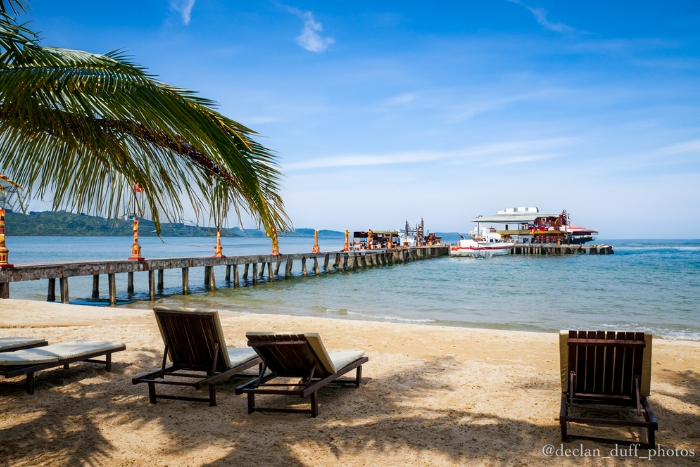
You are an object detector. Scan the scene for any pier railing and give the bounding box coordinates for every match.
[0,245,449,303]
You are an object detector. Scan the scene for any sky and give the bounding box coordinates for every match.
[20,0,700,237]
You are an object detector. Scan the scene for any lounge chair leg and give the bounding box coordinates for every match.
[560,393,568,442]
[247,393,255,414]
[560,417,568,442]
[209,384,217,407]
[648,427,655,449]
[63,363,69,370]
[106,353,112,372]
[310,391,318,418]
[26,372,34,395]
[356,365,362,387]
[148,382,157,404]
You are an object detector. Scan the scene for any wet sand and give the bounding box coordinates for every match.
[0,299,698,466]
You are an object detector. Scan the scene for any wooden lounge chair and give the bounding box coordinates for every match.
[0,340,126,394]
[132,307,262,406]
[0,337,47,352]
[235,332,368,417]
[559,330,658,447]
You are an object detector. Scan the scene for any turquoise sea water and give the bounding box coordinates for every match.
[4,236,700,340]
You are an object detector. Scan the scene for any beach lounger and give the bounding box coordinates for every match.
[235,332,368,417]
[0,340,126,394]
[0,337,48,352]
[132,307,262,406]
[559,330,658,447]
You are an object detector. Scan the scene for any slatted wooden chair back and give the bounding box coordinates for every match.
[567,330,647,399]
[247,333,333,379]
[153,308,231,372]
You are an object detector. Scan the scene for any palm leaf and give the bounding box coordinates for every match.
[0,1,290,234]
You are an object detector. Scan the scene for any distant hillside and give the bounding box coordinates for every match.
[280,228,345,238]
[4,210,344,238]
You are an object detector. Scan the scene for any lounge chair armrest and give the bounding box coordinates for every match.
[569,371,576,410]
[641,398,658,428]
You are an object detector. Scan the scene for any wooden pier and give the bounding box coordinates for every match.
[0,245,449,304]
[509,243,614,255]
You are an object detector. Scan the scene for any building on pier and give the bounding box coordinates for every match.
[471,207,599,245]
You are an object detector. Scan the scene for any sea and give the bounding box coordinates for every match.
[3,236,700,340]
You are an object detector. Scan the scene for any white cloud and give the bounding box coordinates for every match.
[286,7,334,53]
[170,0,195,25]
[284,138,574,171]
[284,151,446,171]
[388,93,417,105]
[508,0,575,33]
[650,139,700,157]
[481,154,559,166]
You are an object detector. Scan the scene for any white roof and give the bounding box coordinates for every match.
[471,212,561,223]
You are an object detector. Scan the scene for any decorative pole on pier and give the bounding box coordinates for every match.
[128,217,145,261]
[213,228,225,258]
[0,207,11,269]
[343,230,350,252]
[312,229,320,253]
[129,183,145,261]
[270,225,280,256]
[0,175,21,270]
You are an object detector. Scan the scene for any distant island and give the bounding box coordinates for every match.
[5,210,345,238]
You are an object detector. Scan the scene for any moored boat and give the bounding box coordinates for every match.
[450,227,514,257]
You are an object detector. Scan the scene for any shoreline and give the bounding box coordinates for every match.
[1,298,699,466]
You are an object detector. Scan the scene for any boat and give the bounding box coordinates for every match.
[450,227,514,257]
[398,220,417,247]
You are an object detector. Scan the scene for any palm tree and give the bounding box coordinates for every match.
[0,0,290,239]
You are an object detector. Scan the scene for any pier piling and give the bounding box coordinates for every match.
[302,257,308,276]
[47,278,55,302]
[182,267,189,294]
[148,271,155,301]
[92,275,100,298]
[252,263,258,285]
[128,272,134,294]
[0,282,9,299]
[225,265,231,282]
[233,264,239,288]
[108,273,116,307]
[243,263,249,280]
[268,262,273,282]
[157,269,164,291]
[60,277,69,304]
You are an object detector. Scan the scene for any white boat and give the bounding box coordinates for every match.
[398,220,417,247]
[450,227,514,257]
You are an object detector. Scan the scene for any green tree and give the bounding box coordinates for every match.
[0,0,290,238]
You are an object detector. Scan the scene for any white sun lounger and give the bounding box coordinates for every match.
[236,332,367,417]
[132,307,262,406]
[0,340,126,394]
[0,337,48,352]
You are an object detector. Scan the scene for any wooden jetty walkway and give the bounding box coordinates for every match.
[0,245,449,304]
[509,243,614,255]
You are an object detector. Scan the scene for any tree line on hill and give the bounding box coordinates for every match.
[4,211,344,238]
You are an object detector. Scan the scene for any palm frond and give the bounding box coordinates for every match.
[0,4,291,234]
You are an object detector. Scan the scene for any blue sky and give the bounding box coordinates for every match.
[22,1,700,237]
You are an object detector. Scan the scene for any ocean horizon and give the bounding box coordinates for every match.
[4,236,699,341]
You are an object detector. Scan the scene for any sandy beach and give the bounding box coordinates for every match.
[0,299,698,466]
